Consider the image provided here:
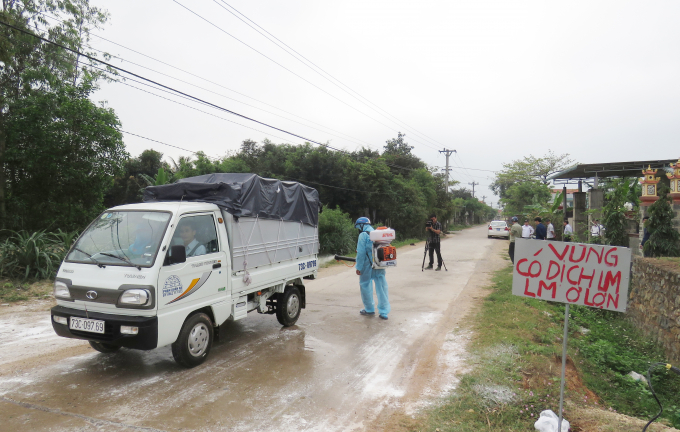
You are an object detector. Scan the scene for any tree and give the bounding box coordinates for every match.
[644,184,680,257]
[602,178,636,247]
[491,151,573,198]
[5,83,126,231]
[382,133,426,172]
[1,0,116,230]
[105,149,167,206]
[158,135,472,239]
[501,180,552,216]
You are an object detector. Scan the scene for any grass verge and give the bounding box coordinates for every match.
[0,279,53,303]
[401,263,680,431]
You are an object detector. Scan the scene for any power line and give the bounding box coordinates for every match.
[26,11,500,179]
[116,78,302,146]
[171,0,440,153]
[0,20,351,153]
[213,0,443,150]
[34,11,379,150]
[1,20,425,176]
[7,33,420,176]
[455,153,485,181]
[120,130,203,156]
[25,13,441,171]
[94,46,375,148]
[78,58,421,173]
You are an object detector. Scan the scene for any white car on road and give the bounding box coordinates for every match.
[488,221,510,239]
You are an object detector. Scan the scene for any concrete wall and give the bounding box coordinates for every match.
[573,192,588,241]
[588,188,604,224]
[626,257,680,363]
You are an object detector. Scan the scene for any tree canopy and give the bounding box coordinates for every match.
[644,184,680,257]
[491,151,572,215]
[1,0,126,231]
[106,135,495,239]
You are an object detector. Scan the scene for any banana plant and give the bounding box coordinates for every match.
[139,167,170,187]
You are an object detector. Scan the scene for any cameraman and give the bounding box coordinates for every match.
[425,214,443,271]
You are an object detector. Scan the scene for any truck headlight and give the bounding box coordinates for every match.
[118,289,150,306]
[54,281,71,300]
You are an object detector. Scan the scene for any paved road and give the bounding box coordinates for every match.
[0,225,507,432]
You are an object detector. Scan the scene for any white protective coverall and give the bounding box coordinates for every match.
[356,225,390,316]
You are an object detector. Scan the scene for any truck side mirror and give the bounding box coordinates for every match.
[167,245,186,265]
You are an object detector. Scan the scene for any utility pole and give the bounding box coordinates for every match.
[481,195,486,203]
[468,181,479,198]
[439,148,456,194]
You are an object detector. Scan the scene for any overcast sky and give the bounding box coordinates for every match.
[87,0,680,207]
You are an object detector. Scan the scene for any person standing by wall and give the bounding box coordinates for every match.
[534,217,547,240]
[640,216,650,257]
[591,219,604,244]
[509,216,522,263]
[546,219,555,241]
[522,220,534,239]
[425,214,443,271]
[355,217,390,320]
[563,220,573,242]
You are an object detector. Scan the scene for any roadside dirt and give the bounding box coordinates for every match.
[371,237,509,431]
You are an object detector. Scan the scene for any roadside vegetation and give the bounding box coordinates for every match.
[398,263,680,432]
[0,279,52,303]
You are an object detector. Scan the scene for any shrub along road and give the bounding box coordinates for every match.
[0,225,507,432]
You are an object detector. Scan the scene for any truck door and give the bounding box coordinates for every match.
[157,213,228,309]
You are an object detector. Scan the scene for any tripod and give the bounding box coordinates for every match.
[421,239,448,271]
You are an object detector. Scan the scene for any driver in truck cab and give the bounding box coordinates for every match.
[176,220,206,257]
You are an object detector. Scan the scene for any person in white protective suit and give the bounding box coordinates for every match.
[354,217,390,320]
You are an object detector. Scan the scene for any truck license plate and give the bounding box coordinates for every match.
[70,317,105,334]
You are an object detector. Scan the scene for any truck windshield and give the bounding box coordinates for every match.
[66,211,171,268]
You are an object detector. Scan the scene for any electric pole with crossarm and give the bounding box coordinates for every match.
[468,181,479,198]
[439,148,456,194]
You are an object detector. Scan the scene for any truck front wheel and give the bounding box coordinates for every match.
[172,313,213,368]
[276,286,301,327]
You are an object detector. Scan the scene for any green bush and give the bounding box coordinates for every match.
[0,230,77,280]
[318,206,356,255]
[645,184,680,257]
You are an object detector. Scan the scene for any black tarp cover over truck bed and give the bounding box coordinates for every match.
[143,173,320,226]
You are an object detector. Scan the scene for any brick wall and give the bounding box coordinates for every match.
[626,256,680,363]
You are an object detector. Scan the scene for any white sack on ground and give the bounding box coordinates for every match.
[534,409,570,432]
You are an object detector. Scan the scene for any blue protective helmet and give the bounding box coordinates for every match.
[511,216,518,222]
[355,217,371,232]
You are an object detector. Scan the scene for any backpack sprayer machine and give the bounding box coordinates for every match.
[335,227,397,268]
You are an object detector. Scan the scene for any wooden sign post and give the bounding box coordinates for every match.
[512,239,632,430]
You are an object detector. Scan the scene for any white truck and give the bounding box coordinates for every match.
[51,174,319,367]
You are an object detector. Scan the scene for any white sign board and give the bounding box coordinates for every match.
[512,239,632,312]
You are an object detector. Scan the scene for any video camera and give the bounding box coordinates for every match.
[426,220,433,228]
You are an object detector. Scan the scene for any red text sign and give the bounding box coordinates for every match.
[511,239,631,312]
